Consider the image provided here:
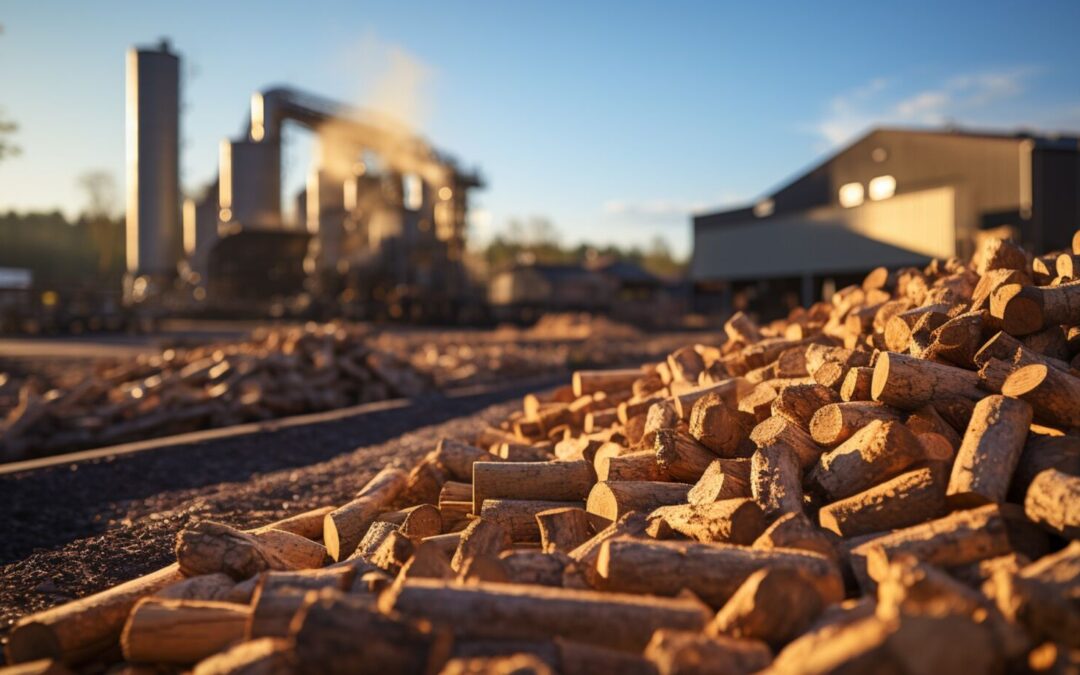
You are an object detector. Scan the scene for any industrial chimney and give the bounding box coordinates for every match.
[124,39,181,303]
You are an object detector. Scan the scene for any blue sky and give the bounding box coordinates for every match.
[1,1,1079,257]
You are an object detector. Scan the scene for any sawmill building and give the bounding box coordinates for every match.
[691,127,1080,316]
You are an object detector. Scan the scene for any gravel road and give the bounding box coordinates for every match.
[0,385,530,643]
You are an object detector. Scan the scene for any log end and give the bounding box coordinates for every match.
[323,514,343,562]
[993,285,1043,336]
[5,621,61,665]
[1001,363,1048,399]
[869,353,891,403]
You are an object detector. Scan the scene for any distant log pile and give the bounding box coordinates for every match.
[372,314,698,390]
[0,317,701,463]
[0,324,429,462]
[4,234,1080,674]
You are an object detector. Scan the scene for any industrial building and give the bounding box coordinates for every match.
[488,258,687,326]
[691,127,1080,316]
[125,40,482,321]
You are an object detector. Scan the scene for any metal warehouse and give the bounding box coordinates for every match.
[691,127,1080,316]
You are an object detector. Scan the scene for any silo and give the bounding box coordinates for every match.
[218,139,282,229]
[125,40,181,285]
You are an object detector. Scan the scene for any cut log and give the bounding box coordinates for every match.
[947,395,1033,506]
[772,383,840,429]
[496,442,554,462]
[737,382,780,422]
[991,281,1080,335]
[323,467,408,561]
[1001,364,1080,429]
[819,466,947,538]
[250,506,336,540]
[397,540,455,581]
[926,311,986,368]
[710,567,828,648]
[585,481,692,528]
[597,449,667,482]
[848,504,1013,589]
[871,352,983,409]
[750,443,804,519]
[292,590,449,674]
[451,518,512,571]
[176,522,327,580]
[905,404,962,450]
[572,369,642,397]
[668,346,705,383]
[120,598,250,664]
[725,311,762,344]
[750,416,822,469]
[536,507,593,554]
[566,512,649,588]
[838,366,875,402]
[257,568,354,594]
[672,378,752,419]
[472,460,593,514]
[190,637,293,675]
[810,420,927,501]
[654,428,716,482]
[689,391,749,456]
[1024,468,1080,539]
[645,630,771,675]
[687,458,752,504]
[752,512,837,562]
[597,538,842,607]
[246,587,307,639]
[809,401,903,447]
[348,521,399,563]
[434,438,494,482]
[380,579,712,652]
[974,330,1072,373]
[480,499,579,542]
[498,550,568,587]
[642,400,678,445]
[3,564,184,666]
[986,541,1080,649]
[457,554,509,584]
[646,499,766,544]
[367,530,416,575]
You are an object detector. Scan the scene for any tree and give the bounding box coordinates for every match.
[78,170,122,275]
[0,108,19,163]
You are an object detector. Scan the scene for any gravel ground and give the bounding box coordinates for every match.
[0,385,530,647]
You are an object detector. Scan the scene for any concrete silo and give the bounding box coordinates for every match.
[124,39,181,302]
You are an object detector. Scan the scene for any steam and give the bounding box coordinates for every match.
[315,32,439,185]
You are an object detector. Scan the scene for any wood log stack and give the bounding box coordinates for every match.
[0,323,429,462]
[4,234,1080,674]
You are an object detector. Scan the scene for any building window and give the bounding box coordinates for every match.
[402,173,423,211]
[869,175,896,201]
[753,198,775,218]
[838,182,864,208]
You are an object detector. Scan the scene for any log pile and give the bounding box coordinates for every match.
[1,320,703,463]
[4,234,1080,674]
[372,318,703,391]
[0,323,428,462]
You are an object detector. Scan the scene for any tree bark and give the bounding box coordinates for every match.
[947,395,1033,506]
[380,579,711,653]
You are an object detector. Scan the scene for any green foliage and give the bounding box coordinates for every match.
[479,218,686,278]
[0,211,125,291]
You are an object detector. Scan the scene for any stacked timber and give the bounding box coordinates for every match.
[4,233,1080,674]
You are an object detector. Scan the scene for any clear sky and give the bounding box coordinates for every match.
[2,1,1079,257]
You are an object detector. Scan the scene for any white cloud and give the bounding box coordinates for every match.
[602,193,745,223]
[811,67,1039,147]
